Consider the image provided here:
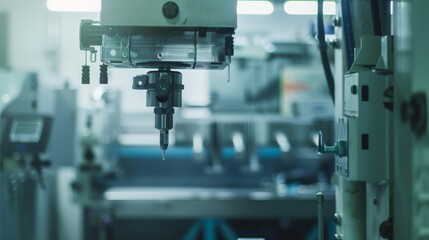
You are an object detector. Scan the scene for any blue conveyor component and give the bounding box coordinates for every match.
[118,146,283,161]
[183,219,237,240]
[221,147,283,160]
[118,146,199,160]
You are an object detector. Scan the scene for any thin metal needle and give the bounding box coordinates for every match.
[228,64,231,82]
[162,149,166,161]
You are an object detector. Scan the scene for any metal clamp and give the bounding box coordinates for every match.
[317,131,347,157]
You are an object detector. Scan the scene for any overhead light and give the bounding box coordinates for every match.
[46,0,101,12]
[237,1,274,15]
[284,1,336,15]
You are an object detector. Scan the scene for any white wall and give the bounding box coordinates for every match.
[237,3,315,42]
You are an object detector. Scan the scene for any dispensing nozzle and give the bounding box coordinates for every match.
[133,69,183,160]
[160,130,169,160]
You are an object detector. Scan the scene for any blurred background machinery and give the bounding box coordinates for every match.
[0,0,337,238]
[4,0,429,240]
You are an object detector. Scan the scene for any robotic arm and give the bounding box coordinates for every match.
[79,0,237,159]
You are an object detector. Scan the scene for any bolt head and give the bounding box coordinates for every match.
[334,234,343,240]
[334,213,342,226]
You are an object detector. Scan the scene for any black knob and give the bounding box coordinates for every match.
[401,92,427,138]
[100,64,108,84]
[84,147,96,162]
[31,158,51,169]
[162,2,179,19]
[379,218,393,239]
[82,65,90,84]
[225,36,234,56]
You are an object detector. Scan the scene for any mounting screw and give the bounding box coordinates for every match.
[332,16,341,27]
[334,213,342,226]
[379,218,393,239]
[328,39,341,49]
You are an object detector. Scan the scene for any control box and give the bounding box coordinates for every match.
[336,72,392,182]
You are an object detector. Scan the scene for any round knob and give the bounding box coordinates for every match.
[162,2,179,19]
[401,92,427,137]
[379,218,393,239]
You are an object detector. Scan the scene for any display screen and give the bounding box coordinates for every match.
[15,122,39,135]
[9,118,43,143]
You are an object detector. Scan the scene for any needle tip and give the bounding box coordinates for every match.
[162,150,166,160]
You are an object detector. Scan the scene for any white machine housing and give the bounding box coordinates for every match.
[337,72,391,183]
[91,0,237,69]
[101,0,237,28]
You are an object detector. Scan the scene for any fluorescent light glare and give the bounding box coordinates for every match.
[46,0,101,12]
[237,1,274,15]
[284,1,336,15]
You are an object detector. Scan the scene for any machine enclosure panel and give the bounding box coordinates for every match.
[338,72,391,182]
[344,74,359,117]
[101,0,237,28]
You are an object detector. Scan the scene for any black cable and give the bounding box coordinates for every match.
[370,0,382,35]
[317,0,335,103]
[341,0,355,70]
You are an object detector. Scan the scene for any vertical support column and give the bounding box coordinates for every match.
[338,179,366,239]
[0,12,8,68]
[394,1,429,239]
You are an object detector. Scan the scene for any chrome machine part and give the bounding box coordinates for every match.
[133,69,184,158]
[78,0,236,158]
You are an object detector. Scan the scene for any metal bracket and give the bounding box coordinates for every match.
[318,131,348,157]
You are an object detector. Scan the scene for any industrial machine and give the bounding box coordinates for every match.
[73,0,429,239]
[79,0,237,159]
[0,71,77,240]
[3,0,429,239]
[69,110,336,239]
[314,0,393,238]
[72,1,338,239]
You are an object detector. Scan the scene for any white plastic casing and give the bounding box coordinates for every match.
[101,0,237,28]
[338,72,392,183]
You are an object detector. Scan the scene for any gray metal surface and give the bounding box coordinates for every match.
[393,1,413,239]
[47,89,77,167]
[101,31,231,69]
[394,1,429,239]
[104,187,335,219]
[0,12,8,68]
